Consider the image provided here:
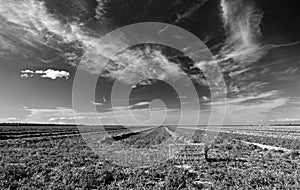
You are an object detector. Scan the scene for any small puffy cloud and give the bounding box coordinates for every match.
[21,70,34,78]
[39,69,70,80]
[21,73,31,78]
[35,70,44,74]
[21,70,34,74]
[20,69,70,80]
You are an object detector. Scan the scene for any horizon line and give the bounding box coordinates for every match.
[1,122,300,126]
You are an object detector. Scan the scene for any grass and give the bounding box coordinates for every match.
[0,125,299,189]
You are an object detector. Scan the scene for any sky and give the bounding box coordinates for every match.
[0,0,300,125]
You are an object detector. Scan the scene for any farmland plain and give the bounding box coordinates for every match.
[0,124,299,189]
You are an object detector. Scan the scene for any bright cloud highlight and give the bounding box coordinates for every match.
[21,69,70,80]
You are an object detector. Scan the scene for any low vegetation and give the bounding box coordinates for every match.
[0,125,299,189]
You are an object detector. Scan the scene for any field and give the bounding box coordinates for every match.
[0,125,300,189]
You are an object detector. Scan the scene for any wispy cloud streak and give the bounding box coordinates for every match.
[0,0,190,86]
[220,0,266,65]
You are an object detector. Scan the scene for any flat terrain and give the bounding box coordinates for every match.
[0,125,299,189]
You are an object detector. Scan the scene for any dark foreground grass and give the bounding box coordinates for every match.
[0,130,299,190]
